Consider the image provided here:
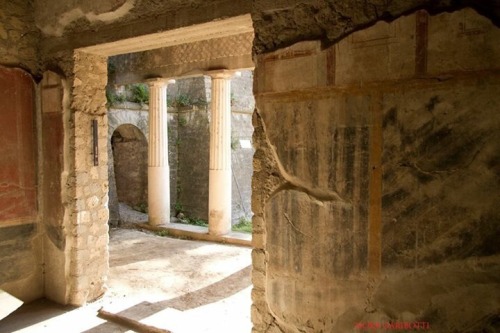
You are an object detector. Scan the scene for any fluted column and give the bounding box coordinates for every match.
[147,78,170,226]
[207,70,234,235]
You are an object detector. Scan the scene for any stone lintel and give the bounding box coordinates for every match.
[111,32,254,85]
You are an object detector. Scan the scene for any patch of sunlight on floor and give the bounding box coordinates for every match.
[140,286,253,333]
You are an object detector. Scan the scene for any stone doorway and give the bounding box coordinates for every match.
[56,11,255,312]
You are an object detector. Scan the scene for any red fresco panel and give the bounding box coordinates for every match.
[0,68,37,223]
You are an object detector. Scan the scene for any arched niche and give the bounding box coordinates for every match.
[111,124,148,210]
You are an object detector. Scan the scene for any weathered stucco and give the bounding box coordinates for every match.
[35,0,239,38]
[252,8,500,333]
[0,0,39,74]
[251,0,500,54]
[39,0,252,58]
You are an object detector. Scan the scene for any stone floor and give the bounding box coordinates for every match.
[0,228,252,333]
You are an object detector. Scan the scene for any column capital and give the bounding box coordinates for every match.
[146,77,175,87]
[205,69,237,79]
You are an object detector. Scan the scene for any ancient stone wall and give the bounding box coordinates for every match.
[175,106,254,223]
[231,111,254,223]
[176,107,211,220]
[65,51,109,305]
[230,71,255,222]
[0,0,39,74]
[251,8,500,333]
[111,125,148,208]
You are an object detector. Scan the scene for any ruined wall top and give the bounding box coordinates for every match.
[37,0,252,58]
[251,0,500,53]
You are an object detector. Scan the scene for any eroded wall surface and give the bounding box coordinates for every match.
[252,8,500,333]
[0,0,39,74]
[39,0,251,57]
[251,0,500,54]
[35,0,242,38]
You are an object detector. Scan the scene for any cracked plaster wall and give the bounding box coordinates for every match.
[251,8,500,333]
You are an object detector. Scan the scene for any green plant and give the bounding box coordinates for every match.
[171,94,192,107]
[174,201,183,215]
[106,90,114,106]
[106,90,126,107]
[130,83,149,105]
[155,230,169,237]
[231,135,239,150]
[107,62,116,75]
[232,216,252,233]
[178,115,187,127]
[133,202,148,213]
[230,92,236,106]
[186,217,208,227]
[194,97,208,107]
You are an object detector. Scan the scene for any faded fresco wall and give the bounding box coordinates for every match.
[0,67,43,302]
[251,8,500,333]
